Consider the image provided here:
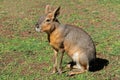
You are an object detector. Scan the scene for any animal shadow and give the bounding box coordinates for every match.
[89,58,109,72]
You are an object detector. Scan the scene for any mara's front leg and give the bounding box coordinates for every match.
[52,49,64,74]
[52,49,58,74]
[58,50,64,74]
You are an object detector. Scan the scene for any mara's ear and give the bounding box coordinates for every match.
[53,6,60,18]
[45,5,51,14]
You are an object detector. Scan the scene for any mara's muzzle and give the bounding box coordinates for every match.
[35,23,41,32]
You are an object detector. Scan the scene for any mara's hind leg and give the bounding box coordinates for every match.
[66,61,76,69]
[68,52,89,76]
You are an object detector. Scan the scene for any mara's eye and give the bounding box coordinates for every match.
[46,19,51,22]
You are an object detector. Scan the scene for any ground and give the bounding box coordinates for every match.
[0,0,120,80]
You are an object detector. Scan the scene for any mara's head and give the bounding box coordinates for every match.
[35,5,60,33]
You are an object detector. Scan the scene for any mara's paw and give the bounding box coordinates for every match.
[68,71,76,76]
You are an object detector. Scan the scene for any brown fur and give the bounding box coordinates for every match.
[35,5,96,76]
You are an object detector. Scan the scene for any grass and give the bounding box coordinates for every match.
[0,0,120,80]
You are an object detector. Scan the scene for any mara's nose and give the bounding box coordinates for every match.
[35,23,39,28]
[35,23,41,32]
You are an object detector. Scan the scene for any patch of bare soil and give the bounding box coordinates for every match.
[0,52,21,73]
[0,23,14,38]
[0,53,15,66]
[19,30,40,38]
[0,30,14,38]
[19,30,32,38]
[20,62,49,76]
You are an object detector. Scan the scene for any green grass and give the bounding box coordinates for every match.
[0,0,120,80]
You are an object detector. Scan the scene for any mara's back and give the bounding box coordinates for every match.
[61,24,96,62]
